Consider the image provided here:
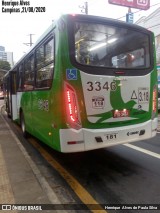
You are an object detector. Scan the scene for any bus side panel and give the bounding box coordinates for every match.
[11,94,17,120]
[31,90,54,146]
[21,92,34,134]
[21,88,62,152]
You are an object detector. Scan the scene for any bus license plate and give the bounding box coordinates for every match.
[113,109,130,118]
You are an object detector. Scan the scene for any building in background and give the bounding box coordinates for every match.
[0,46,14,68]
[135,7,160,64]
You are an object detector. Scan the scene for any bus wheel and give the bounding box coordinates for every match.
[20,112,28,138]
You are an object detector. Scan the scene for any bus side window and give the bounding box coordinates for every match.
[36,37,54,89]
[24,55,35,91]
[12,72,17,94]
[45,38,54,63]
[36,45,44,69]
[17,64,23,91]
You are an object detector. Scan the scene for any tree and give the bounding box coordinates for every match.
[0,60,11,71]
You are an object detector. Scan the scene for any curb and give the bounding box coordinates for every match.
[0,105,64,212]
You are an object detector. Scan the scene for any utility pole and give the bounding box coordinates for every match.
[84,2,88,15]
[23,34,34,47]
[79,1,88,15]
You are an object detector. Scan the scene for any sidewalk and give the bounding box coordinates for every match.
[0,105,63,212]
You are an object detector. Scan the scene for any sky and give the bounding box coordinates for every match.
[0,0,160,63]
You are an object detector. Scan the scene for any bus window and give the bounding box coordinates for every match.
[74,22,150,69]
[17,64,23,91]
[36,38,54,88]
[12,72,17,94]
[36,45,44,69]
[24,55,34,90]
[45,38,54,63]
[37,64,54,88]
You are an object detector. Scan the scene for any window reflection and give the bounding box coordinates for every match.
[74,22,150,69]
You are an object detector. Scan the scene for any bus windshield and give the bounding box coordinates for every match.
[74,21,150,69]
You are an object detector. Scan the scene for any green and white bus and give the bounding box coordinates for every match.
[4,14,158,153]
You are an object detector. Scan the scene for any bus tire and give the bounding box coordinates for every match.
[20,112,28,138]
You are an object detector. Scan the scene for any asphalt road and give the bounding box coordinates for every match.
[1,99,160,213]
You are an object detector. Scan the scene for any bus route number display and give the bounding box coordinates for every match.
[92,96,105,109]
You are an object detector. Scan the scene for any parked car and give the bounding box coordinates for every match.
[0,90,4,99]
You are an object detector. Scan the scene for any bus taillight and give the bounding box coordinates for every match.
[152,86,157,114]
[67,90,76,122]
[65,83,81,129]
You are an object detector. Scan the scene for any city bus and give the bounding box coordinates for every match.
[3,14,158,153]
